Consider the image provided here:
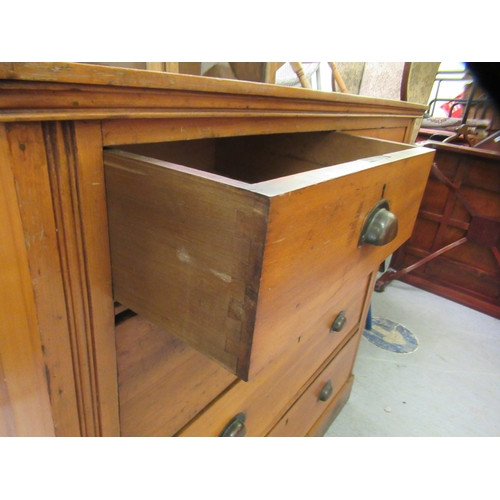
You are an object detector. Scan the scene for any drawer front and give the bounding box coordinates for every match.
[177,273,373,437]
[105,131,434,381]
[249,150,433,379]
[116,314,237,437]
[268,330,362,437]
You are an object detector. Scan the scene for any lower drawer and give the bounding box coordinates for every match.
[177,273,373,437]
[268,329,361,437]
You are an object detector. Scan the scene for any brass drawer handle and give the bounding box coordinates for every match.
[331,311,346,332]
[358,199,398,247]
[220,413,247,437]
[318,380,334,402]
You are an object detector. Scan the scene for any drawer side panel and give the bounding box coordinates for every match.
[104,151,269,378]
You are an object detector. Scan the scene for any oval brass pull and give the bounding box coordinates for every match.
[219,413,247,437]
[331,311,346,332]
[318,380,334,402]
[358,199,398,248]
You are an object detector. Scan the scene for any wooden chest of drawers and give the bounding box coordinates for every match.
[0,62,433,436]
[107,132,433,436]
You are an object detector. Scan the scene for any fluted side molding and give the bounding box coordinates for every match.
[3,120,119,436]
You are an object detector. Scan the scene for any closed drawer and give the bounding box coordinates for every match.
[104,131,434,380]
[177,273,372,437]
[268,329,362,437]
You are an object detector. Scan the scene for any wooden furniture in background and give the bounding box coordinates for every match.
[376,141,500,320]
[145,62,179,73]
[87,62,348,92]
[328,62,349,93]
[0,62,432,436]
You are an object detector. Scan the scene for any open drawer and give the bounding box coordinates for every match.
[104,131,434,380]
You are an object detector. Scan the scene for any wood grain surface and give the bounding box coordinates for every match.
[177,274,372,437]
[0,63,431,436]
[105,132,434,381]
[116,314,237,436]
[267,330,362,436]
[389,141,500,319]
[2,120,119,436]
[0,124,54,436]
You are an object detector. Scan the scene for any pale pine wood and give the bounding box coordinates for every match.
[7,120,119,436]
[268,330,361,436]
[116,314,237,436]
[104,132,434,381]
[0,85,425,124]
[0,354,17,436]
[177,275,371,436]
[71,121,119,436]
[329,62,348,93]
[5,122,80,435]
[165,62,179,73]
[249,147,433,378]
[104,150,268,378]
[101,116,416,147]
[290,62,312,89]
[0,124,54,436]
[0,63,428,113]
[347,127,408,142]
[306,375,355,436]
[145,62,179,73]
[145,62,165,72]
[265,62,285,84]
[0,63,432,436]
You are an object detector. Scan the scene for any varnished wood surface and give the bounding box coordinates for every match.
[0,63,431,436]
[389,142,500,318]
[0,62,427,112]
[0,124,54,436]
[247,137,434,378]
[104,149,268,379]
[1,120,119,436]
[101,116,415,147]
[104,133,434,380]
[212,131,411,183]
[177,274,371,437]
[306,375,355,437]
[116,314,237,437]
[267,330,361,436]
[4,122,80,435]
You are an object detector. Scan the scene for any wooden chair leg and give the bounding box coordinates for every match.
[290,62,312,89]
[329,62,348,93]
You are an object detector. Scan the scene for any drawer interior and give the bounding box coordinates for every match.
[112,131,412,184]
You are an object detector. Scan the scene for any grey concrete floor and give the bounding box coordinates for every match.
[325,279,500,437]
